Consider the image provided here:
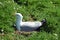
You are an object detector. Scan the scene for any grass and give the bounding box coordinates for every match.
[0,0,60,40]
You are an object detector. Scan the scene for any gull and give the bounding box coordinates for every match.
[15,13,46,32]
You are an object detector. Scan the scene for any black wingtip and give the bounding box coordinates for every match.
[41,19,46,24]
[35,19,47,31]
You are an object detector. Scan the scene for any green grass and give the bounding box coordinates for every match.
[0,0,60,40]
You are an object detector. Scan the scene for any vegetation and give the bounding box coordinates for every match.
[0,0,60,40]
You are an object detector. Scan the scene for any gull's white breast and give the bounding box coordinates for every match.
[21,21,42,27]
[19,21,42,31]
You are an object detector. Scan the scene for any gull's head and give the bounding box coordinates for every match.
[16,13,23,18]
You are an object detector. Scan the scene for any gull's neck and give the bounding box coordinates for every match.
[16,16,22,24]
[16,15,23,31]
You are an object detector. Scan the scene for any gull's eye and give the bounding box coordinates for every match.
[16,15,19,16]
